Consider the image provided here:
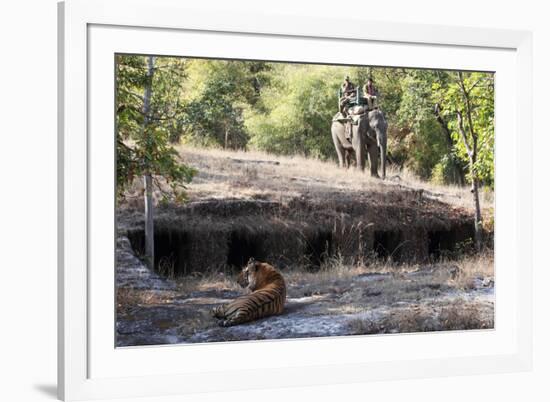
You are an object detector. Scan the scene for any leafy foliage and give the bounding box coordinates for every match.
[179,60,271,148]
[433,71,495,187]
[116,55,195,201]
[246,64,342,159]
[116,54,494,196]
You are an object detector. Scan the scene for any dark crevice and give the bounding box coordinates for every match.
[128,228,190,276]
[126,220,476,277]
[373,230,404,260]
[305,229,332,268]
[226,229,266,269]
[428,223,475,258]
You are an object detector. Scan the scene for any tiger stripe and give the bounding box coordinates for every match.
[211,259,286,327]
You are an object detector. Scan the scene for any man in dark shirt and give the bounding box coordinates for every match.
[340,76,357,114]
[342,75,356,97]
[362,77,378,109]
[339,76,356,139]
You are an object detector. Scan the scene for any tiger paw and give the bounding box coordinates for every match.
[218,319,233,327]
[211,306,224,319]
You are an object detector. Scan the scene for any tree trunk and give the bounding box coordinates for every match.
[434,103,465,185]
[471,175,483,251]
[144,174,154,269]
[457,109,482,251]
[143,56,155,269]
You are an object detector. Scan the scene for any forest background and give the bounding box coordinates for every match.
[116,55,494,202]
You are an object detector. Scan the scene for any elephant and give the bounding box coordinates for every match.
[331,109,388,179]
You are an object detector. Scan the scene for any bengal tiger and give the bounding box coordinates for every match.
[211,258,286,327]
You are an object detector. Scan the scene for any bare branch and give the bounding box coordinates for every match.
[456,110,473,159]
[456,72,478,143]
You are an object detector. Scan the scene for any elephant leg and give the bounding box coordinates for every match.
[337,147,346,168]
[367,144,379,178]
[368,110,388,180]
[345,149,353,168]
[379,140,387,180]
[332,130,346,168]
[356,145,365,171]
[352,129,365,171]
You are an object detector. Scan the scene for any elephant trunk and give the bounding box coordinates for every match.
[380,139,387,180]
[355,118,367,172]
[376,128,387,180]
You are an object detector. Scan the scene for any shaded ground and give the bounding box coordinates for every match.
[116,236,494,346]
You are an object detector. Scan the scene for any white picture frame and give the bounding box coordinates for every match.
[58,0,533,400]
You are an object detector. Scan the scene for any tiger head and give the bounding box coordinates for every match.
[237,257,277,291]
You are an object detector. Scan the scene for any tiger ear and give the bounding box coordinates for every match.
[247,257,256,271]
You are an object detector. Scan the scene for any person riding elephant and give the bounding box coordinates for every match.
[362,77,378,110]
[339,75,356,115]
[339,76,357,139]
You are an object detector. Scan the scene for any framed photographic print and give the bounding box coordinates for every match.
[58,0,533,400]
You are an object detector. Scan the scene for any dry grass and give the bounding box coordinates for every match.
[180,145,493,211]
[283,256,368,295]
[450,250,495,290]
[311,250,492,277]
[116,287,176,315]
[120,145,493,214]
[174,271,243,294]
[178,145,382,203]
[276,252,492,301]
[438,301,494,330]
[386,166,494,212]
[348,300,494,335]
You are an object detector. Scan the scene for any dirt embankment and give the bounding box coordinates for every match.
[121,189,476,276]
[119,146,490,276]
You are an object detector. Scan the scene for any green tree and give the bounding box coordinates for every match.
[116,55,196,267]
[180,60,271,148]
[116,55,196,201]
[247,64,344,159]
[434,71,494,249]
[393,70,466,184]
